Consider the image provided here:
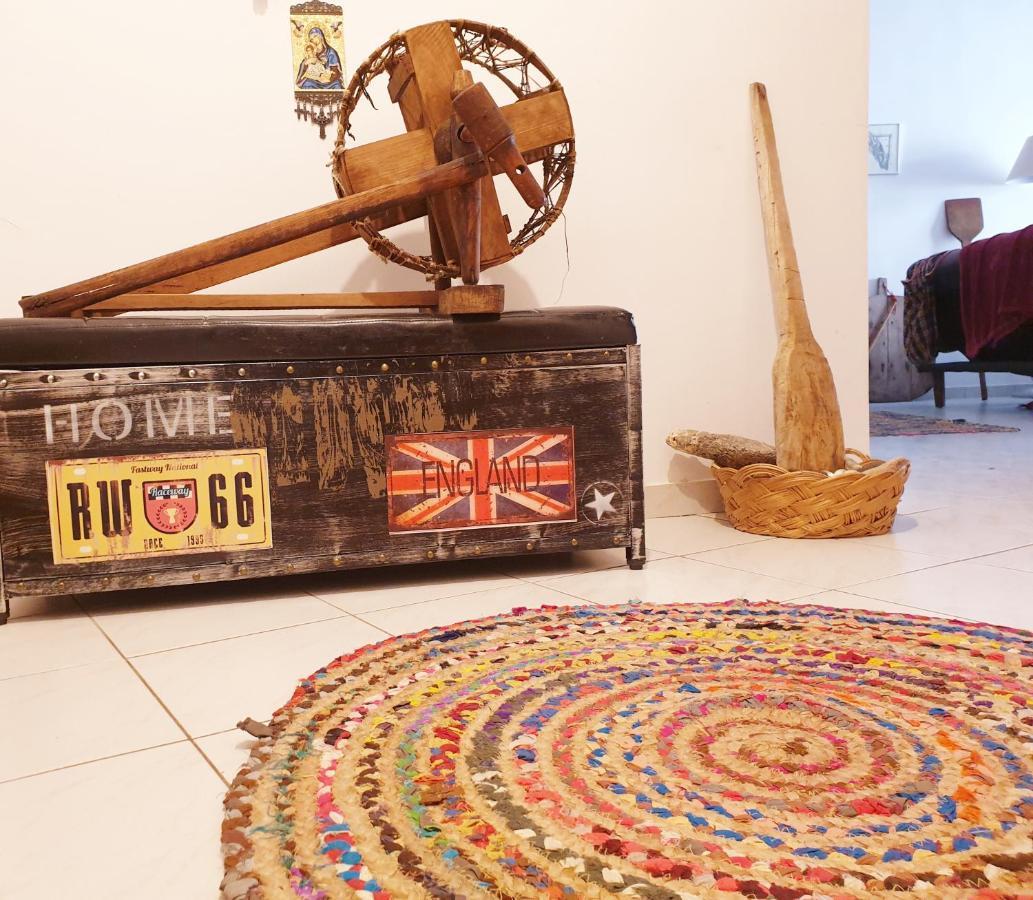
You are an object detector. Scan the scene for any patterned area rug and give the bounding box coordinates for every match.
[871,411,1019,437]
[221,601,1033,898]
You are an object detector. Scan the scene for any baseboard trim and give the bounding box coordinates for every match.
[645,480,724,519]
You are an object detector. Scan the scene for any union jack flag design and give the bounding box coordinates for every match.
[386,428,576,533]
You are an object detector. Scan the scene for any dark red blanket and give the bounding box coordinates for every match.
[960,223,1033,358]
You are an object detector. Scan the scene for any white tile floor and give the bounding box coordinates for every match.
[2,393,1032,897]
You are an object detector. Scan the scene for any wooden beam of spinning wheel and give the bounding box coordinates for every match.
[20,155,492,318]
[402,22,512,272]
[77,285,504,317]
[138,203,426,295]
[78,291,443,316]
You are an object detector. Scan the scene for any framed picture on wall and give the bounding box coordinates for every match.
[868,124,901,175]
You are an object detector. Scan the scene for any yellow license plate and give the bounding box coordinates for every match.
[45,449,273,564]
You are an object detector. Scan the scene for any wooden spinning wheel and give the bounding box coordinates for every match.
[20,20,575,319]
[333,20,574,282]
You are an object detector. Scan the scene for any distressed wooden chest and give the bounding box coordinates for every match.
[0,307,643,622]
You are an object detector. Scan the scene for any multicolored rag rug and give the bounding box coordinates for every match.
[221,601,1033,898]
[871,410,1019,437]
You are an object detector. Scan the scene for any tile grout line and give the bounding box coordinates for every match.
[653,537,777,556]
[683,554,949,594]
[194,724,266,741]
[499,550,677,579]
[350,589,603,635]
[122,609,356,660]
[348,614,395,637]
[682,540,947,561]
[0,656,115,685]
[298,583,388,613]
[831,545,1033,593]
[517,554,694,591]
[499,570,602,590]
[662,554,816,591]
[323,570,594,618]
[831,554,991,590]
[300,547,676,608]
[302,571,528,616]
[674,541,1033,595]
[941,543,1033,569]
[79,604,233,789]
[0,739,190,787]
[833,587,980,623]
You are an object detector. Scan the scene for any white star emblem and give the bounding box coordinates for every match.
[584,487,617,522]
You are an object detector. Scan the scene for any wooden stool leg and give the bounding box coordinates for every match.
[979,371,989,401]
[933,370,946,408]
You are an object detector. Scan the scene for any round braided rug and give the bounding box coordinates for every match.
[221,601,1033,899]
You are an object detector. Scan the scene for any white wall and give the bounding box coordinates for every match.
[869,0,1033,392]
[0,0,869,509]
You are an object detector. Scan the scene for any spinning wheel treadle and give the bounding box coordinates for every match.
[19,20,575,319]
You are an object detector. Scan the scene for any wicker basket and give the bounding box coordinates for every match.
[712,449,910,539]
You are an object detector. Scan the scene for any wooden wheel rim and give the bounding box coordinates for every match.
[331,20,575,279]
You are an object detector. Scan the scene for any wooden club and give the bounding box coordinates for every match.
[750,82,845,472]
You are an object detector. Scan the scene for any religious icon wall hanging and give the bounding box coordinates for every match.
[290,1,344,139]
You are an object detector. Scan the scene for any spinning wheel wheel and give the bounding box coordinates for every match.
[21,20,575,318]
[333,20,575,282]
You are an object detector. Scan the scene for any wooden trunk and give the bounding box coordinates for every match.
[0,308,644,622]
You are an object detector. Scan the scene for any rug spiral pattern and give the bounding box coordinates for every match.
[222,602,1033,898]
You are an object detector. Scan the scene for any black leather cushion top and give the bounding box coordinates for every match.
[0,307,636,369]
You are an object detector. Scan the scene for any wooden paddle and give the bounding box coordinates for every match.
[944,198,983,247]
[750,83,845,472]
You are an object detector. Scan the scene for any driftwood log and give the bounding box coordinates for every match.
[666,430,776,469]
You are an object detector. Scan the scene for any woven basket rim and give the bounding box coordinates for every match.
[711,450,910,481]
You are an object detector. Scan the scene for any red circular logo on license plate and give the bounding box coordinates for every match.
[143,480,198,533]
